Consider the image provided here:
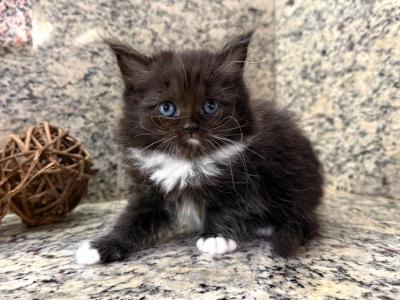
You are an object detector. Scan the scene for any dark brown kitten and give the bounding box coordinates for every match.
[76,31,324,264]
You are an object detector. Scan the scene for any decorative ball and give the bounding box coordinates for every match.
[0,134,10,223]
[0,122,96,226]
[0,193,10,224]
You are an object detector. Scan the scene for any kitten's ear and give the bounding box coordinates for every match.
[105,40,151,87]
[218,31,254,73]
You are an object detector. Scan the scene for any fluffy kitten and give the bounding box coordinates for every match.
[76,31,324,264]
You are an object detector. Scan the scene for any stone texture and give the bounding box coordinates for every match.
[274,0,400,199]
[0,0,273,203]
[0,190,399,299]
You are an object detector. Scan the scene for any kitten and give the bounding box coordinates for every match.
[76,31,324,264]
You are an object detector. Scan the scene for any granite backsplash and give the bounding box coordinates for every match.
[0,0,398,202]
[275,0,400,199]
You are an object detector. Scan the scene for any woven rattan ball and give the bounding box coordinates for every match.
[0,122,96,226]
[0,192,10,224]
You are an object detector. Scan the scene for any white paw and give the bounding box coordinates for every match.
[76,241,100,265]
[196,236,237,256]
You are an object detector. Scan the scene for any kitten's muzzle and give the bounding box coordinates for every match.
[183,122,200,134]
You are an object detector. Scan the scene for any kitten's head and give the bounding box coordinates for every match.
[109,32,255,158]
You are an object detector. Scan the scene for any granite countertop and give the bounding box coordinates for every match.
[0,190,399,299]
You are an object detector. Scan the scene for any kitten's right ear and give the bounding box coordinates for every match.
[105,40,151,87]
[218,31,254,74]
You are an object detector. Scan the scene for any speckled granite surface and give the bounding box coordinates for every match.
[275,0,400,199]
[0,191,399,299]
[0,0,273,203]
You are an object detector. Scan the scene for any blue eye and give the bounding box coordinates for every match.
[202,99,219,115]
[159,101,177,117]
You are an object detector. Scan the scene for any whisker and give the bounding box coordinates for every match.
[134,131,167,138]
[210,116,235,130]
[139,120,160,134]
[142,136,175,152]
[214,122,250,133]
[208,133,265,159]
[150,116,170,132]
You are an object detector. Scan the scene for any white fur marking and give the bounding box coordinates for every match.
[196,237,237,256]
[76,241,100,265]
[176,198,204,231]
[187,138,201,145]
[255,226,274,237]
[150,160,192,193]
[129,143,245,193]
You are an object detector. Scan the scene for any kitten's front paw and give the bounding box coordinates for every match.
[196,236,237,255]
[76,238,129,264]
[76,241,100,265]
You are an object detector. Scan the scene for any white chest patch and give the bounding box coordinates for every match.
[128,143,245,193]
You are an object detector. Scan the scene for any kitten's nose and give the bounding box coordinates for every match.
[183,121,200,134]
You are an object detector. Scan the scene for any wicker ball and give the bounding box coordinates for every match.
[0,122,96,226]
[0,193,10,224]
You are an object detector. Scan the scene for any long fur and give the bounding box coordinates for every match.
[79,31,324,263]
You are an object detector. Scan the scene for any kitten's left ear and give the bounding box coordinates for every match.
[218,31,254,73]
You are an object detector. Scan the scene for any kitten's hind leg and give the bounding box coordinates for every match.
[271,225,302,258]
[76,189,169,264]
[271,217,319,258]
